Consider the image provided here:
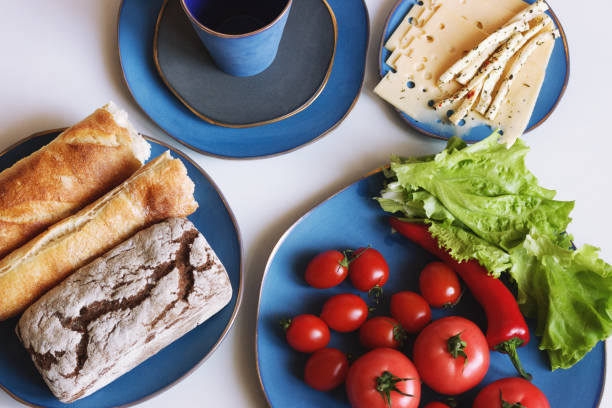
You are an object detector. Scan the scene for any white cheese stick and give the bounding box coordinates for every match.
[506,0,549,26]
[486,29,560,120]
[438,20,528,84]
[435,33,524,110]
[456,43,498,85]
[449,82,484,125]
[475,15,551,114]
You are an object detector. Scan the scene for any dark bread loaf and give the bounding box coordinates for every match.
[16,218,232,403]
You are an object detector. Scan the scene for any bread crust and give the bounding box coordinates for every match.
[0,151,197,320]
[16,218,231,403]
[0,103,150,258]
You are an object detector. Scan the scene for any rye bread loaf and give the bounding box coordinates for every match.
[16,218,232,403]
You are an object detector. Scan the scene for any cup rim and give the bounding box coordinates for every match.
[179,0,293,39]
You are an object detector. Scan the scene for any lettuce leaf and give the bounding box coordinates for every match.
[510,232,612,369]
[377,132,612,369]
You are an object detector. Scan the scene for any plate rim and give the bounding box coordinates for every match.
[117,0,370,160]
[377,0,571,143]
[0,129,245,408]
[153,0,338,129]
[254,167,606,408]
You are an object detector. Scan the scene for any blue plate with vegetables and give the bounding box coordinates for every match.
[256,132,607,407]
[376,0,569,144]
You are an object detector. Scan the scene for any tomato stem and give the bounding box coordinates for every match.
[495,338,532,381]
[368,285,384,304]
[447,332,468,365]
[392,324,407,347]
[444,397,459,408]
[500,390,527,408]
[375,371,414,408]
[279,318,292,332]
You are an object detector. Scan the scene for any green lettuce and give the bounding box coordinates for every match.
[377,132,612,370]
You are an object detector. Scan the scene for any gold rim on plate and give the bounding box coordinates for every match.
[0,129,245,408]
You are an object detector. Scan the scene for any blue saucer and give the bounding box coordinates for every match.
[379,0,570,143]
[118,0,369,159]
[256,171,604,408]
[0,131,243,408]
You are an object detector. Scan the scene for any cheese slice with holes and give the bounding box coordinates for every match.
[376,7,489,117]
[375,0,557,144]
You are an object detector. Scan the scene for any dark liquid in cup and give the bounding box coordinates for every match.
[184,0,290,35]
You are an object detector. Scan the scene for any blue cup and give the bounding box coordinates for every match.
[180,0,293,77]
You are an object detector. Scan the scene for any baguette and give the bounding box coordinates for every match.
[0,102,150,259]
[0,151,198,320]
[16,218,232,403]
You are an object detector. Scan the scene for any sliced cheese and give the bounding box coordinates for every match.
[375,0,559,146]
[375,7,489,119]
[492,35,556,146]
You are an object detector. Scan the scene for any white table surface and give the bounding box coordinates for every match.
[0,1,610,407]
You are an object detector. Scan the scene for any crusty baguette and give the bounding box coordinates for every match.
[16,218,232,403]
[0,151,198,320]
[0,102,151,259]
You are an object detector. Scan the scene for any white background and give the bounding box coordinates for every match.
[0,0,610,407]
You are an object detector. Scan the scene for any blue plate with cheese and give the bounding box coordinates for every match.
[376,0,569,143]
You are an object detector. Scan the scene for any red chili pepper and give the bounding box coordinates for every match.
[467,90,476,99]
[390,218,532,380]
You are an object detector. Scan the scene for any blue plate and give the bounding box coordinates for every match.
[256,171,604,407]
[379,0,570,143]
[0,130,243,408]
[118,0,369,159]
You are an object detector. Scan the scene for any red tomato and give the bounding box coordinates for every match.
[423,403,452,408]
[305,250,349,289]
[473,378,550,408]
[304,348,349,391]
[359,316,405,349]
[413,316,489,395]
[320,294,368,332]
[349,248,389,292]
[419,262,461,308]
[390,291,431,333]
[282,314,330,353]
[346,348,421,408]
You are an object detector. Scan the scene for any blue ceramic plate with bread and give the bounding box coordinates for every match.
[378,0,569,143]
[0,130,242,408]
[119,0,369,158]
[255,171,604,407]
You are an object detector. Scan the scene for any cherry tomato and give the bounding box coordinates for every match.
[346,348,421,408]
[304,348,349,391]
[282,314,330,353]
[413,316,489,395]
[423,403,452,408]
[390,291,431,333]
[359,316,405,349]
[419,262,461,308]
[473,377,550,408]
[305,250,349,289]
[349,248,389,292]
[320,294,368,332]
